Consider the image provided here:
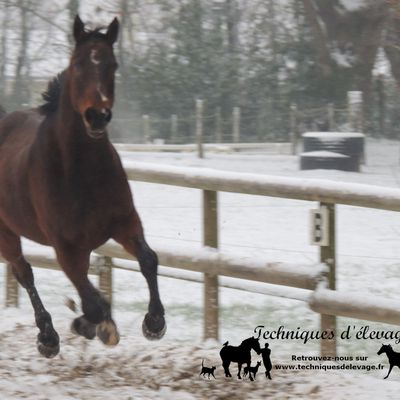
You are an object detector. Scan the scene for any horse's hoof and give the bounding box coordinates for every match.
[96,320,120,346]
[71,316,96,340]
[37,341,60,358]
[37,333,60,358]
[142,313,166,340]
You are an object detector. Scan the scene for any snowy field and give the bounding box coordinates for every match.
[1,138,400,399]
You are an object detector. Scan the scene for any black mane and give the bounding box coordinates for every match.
[38,70,66,116]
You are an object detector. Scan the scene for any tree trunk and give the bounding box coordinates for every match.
[301,0,389,131]
[13,0,31,108]
[0,0,10,103]
[384,2,400,85]
[67,0,79,48]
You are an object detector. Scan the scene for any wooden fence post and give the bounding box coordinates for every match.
[142,114,150,143]
[5,264,19,307]
[290,103,298,155]
[232,107,240,143]
[320,202,336,357]
[327,103,335,131]
[97,256,113,306]
[171,114,178,143]
[203,190,219,340]
[347,91,363,132]
[215,107,222,143]
[196,99,204,158]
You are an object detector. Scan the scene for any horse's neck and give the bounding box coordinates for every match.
[386,348,397,359]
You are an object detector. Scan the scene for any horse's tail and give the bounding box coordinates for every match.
[202,359,204,367]
[223,341,229,347]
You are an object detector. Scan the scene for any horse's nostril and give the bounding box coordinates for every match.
[84,107,97,124]
[84,107,112,127]
[102,108,112,123]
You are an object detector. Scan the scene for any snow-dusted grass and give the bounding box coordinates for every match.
[1,138,400,398]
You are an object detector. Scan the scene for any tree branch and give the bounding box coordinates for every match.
[301,0,333,77]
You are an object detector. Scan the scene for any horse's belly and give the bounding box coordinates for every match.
[52,209,115,249]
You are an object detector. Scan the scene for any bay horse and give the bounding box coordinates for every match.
[0,16,166,358]
[220,337,261,381]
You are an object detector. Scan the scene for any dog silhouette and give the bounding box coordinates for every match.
[243,361,261,380]
[378,344,400,379]
[200,359,216,379]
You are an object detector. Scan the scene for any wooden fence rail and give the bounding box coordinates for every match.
[3,161,400,357]
[122,161,400,212]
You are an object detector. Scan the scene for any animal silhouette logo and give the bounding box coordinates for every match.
[243,360,261,380]
[199,359,216,379]
[220,336,261,381]
[377,344,400,379]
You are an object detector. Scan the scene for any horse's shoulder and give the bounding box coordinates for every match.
[0,109,42,128]
[0,109,43,148]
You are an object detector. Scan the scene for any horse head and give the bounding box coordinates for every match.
[68,15,119,139]
[241,336,261,355]
[377,344,392,355]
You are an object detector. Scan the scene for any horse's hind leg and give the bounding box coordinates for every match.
[0,225,59,357]
[114,210,166,340]
[56,247,119,346]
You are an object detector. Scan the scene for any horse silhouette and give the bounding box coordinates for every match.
[220,337,261,381]
[377,344,400,379]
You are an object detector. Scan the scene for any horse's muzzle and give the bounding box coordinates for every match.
[84,107,112,139]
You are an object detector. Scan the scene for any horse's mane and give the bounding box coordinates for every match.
[38,70,66,116]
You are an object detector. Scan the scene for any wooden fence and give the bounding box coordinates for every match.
[3,161,400,357]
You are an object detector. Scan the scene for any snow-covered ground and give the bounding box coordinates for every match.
[1,138,400,398]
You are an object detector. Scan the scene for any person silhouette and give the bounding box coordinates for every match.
[260,343,272,380]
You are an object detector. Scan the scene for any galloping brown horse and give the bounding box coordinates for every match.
[0,16,166,358]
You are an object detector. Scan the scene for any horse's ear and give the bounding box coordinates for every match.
[105,17,119,45]
[73,15,86,43]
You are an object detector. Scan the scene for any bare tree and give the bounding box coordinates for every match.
[302,0,389,96]
[0,0,10,102]
[13,0,30,107]
[67,0,79,47]
[384,0,400,85]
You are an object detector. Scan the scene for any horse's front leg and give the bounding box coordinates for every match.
[113,209,166,340]
[384,364,393,379]
[237,363,243,379]
[0,226,59,357]
[56,247,119,346]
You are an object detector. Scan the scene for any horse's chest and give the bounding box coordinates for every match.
[48,173,130,245]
